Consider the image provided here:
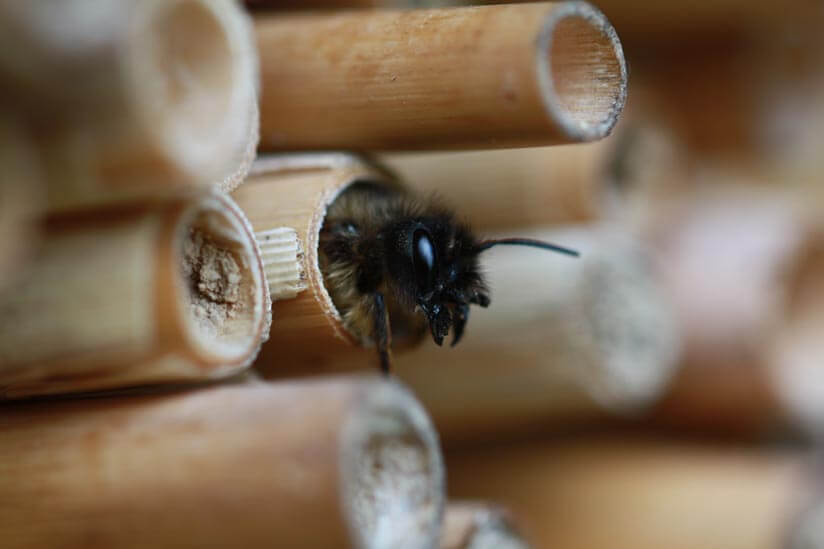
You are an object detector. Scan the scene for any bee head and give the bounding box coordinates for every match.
[385,215,578,347]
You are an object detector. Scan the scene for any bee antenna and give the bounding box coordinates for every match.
[475,238,580,257]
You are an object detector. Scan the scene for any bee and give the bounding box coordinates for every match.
[319,181,578,374]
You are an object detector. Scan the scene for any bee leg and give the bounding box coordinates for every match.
[372,292,392,375]
[451,303,469,347]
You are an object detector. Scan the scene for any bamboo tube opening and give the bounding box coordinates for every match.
[130,0,247,178]
[319,181,426,348]
[342,380,444,549]
[177,194,268,364]
[540,4,627,140]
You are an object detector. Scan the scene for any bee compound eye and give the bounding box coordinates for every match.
[413,229,435,288]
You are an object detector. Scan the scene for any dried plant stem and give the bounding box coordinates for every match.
[232,154,398,373]
[383,143,610,230]
[0,191,270,398]
[0,0,259,209]
[447,436,814,549]
[395,225,679,441]
[442,503,532,549]
[256,2,627,150]
[0,377,445,549]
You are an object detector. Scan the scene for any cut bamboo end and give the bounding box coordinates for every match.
[232,154,401,372]
[0,0,259,207]
[255,226,307,300]
[0,377,445,549]
[442,503,532,549]
[256,2,627,150]
[0,190,270,398]
[395,225,679,440]
[0,116,42,291]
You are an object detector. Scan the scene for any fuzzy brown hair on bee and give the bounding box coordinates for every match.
[318,181,579,374]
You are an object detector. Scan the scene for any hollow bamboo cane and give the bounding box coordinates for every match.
[393,224,679,441]
[382,142,610,230]
[447,436,815,549]
[0,116,42,292]
[613,185,824,437]
[0,377,445,549]
[255,2,627,150]
[442,503,532,549]
[0,191,271,398]
[0,0,259,209]
[232,154,402,372]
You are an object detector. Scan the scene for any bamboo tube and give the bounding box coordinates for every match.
[0,116,42,292]
[447,436,815,549]
[256,2,627,150]
[0,191,270,398]
[618,185,823,436]
[382,142,610,230]
[0,0,259,209]
[232,154,409,372]
[442,503,532,549]
[0,377,445,549]
[391,225,679,442]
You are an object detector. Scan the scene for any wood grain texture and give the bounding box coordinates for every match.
[0,377,444,549]
[256,2,627,150]
[0,191,270,398]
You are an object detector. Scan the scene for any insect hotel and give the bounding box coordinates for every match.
[0,1,822,548]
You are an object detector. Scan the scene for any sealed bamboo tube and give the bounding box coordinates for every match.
[383,142,610,230]
[447,437,814,549]
[0,117,42,292]
[442,503,532,549]
[394,225,679,441]
[232,154,406,371]
[256,2,627,150]
[0,377,445,549]
[0,0,259,208]
[0,191,270,398]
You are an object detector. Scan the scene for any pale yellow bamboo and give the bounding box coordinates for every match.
[447,437,814,549]
[442,503,532,549]
[0,377,445,549]
[393,225,679,441]
[232,154,403,373]
[0,191,270,398]
[0,0,259,209]
[383,143,610,230]
[256,2,627,150]
[0,116,42,292]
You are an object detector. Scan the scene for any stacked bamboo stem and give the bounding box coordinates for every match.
[255,2,627,150]
[0,0,260,210]
[393,225,679,440]
[447,437,816,549]
[0,377,445,549]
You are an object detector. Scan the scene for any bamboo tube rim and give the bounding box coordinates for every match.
[126,0,258,182]
[341,378,445,549]
[537,2,627,141]
[246,154,398,347]
[172,191,271,369]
